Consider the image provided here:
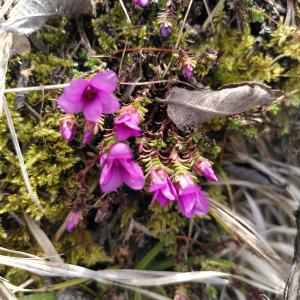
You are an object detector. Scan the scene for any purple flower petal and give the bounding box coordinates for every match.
[120,160,145,190]
[178,193,195,215]
[98,90,120,114]
[83,97,103,122]
[58,94,84,114]
[90,70,118,93]
[109,143,133,160]
[157,192,170,207]
[160,184,177,200]
[115,125,141,141]
[176,174,209,218]
[64,79,89,102]
[100,162,123,192]
[113,114,132,124]
[148,181,167,192]
[194,188,209,215]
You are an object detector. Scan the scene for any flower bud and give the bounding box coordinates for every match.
[66,210,82,232]
[83,120,98,144]
[194,159,218,182]
[60,115,76,142]
[160,22,171,38]
[182,63,194,78]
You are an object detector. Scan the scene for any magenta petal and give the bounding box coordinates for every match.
[120,160,145,190]
[64,79,89,102]
[100,163,123,193]
[178,202,194,218]
[115,125,141,141]
[151,192,159,206]
[58,94,84,113]
[109,143,133,159]
[160,184,176,201]
[114,114,132,125]
[178,193,195,214]
[194,190,209,215]
[98,91,120,114]
[83,97,103,122]
[148,181,166,193]
[90,70,118,93]
[157,193,170,207]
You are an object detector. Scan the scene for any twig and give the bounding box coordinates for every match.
[119,39,128,77]
[114,47,178,54]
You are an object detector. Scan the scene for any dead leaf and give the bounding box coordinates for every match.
[0,0,94,34]
[165,82,280,131]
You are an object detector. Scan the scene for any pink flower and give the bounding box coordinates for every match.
[175,174,209,218]
[134,0,149,7]
[99,143,145,193]
[60,115,76,142]
[83,120,98,144]
[148,168,177,207]
[182,63,194,78]
[114,108,141,141]
[194,159,218,182]
[58,70,120,122]
[66,210,82,232]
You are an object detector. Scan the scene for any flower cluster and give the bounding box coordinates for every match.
[147,165,216,218]
[58,70,218,226]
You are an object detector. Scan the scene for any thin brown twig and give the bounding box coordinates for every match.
[113,47,178,54]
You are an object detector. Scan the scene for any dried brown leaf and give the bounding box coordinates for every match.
[165,83,280,131]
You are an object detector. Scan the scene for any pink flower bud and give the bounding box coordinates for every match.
[182,63,194,78]
[66,210,82,232]
[60,115,76,142]
[194,159,218,182]
[83,120,98,144]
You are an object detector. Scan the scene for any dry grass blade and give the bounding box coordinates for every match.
[239,251,286,289]
[209,198,282,265]
[0,31,12,115]
[0,280,18,300]
[0,0,15,21]
[24,214,63,263]
[0,253,285,296]
[3,98,44,212]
